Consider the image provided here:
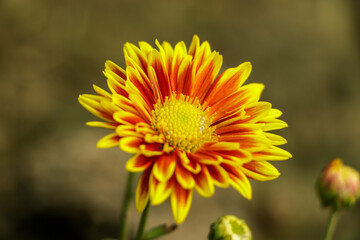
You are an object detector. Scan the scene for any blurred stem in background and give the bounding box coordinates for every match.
[118,172,135,240]
[323,208,338,240]
[135,202,150,240]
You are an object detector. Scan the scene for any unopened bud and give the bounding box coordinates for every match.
[208,215,252,240]
[316,158,360,209]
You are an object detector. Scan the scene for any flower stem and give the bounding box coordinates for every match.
[118,172,135,240]
[135,201,151,240]
[323,208,338,240]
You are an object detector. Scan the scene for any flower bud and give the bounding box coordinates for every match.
[316,158,360,209]
[208,215,252,240]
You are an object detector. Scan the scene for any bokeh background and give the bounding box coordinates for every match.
[1,0,360,239]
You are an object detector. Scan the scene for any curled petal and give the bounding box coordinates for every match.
[187,151,222,165]
[86,121,117,129]
[207,165,229,188]
[204,62,252,106]
[241,161,280,181]
[126,154,154,172]
[252,146,292,161]
[223,164,252,199]
[139,143,163,157]
[93,84,112,99]
[116,125,141,137]
[78,94,114,122]
[150,175,175,205]
[178,150,201,173]
[96,133,120,148]
[175,162,195,189]
[104,60,127,81]
[264,132,287,145]
[171,183,193,224]
[124,42,148,73]
[153,152,177,182]
[119,136,143,153]
[113,111,145,125]
[194,166,215,197]
[135,168,152,212]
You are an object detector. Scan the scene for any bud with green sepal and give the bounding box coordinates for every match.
[208,215,252,240]
[316,158,360,209]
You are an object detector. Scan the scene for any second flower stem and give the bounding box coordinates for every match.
[135,201,151,240]
[323,208,338,240]
[118,172,135,240]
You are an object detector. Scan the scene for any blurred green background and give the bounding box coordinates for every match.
[1,0,360,239]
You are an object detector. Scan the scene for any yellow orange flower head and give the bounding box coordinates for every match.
[78,35,292,224]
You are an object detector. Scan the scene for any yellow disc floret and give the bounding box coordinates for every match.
[152,94,216,152]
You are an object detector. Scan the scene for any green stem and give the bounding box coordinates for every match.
[135,202,151,240]
[143,223,178,240]
[323,208,338,240]
[118,172,135,240]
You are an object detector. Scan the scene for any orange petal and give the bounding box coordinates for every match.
[149,174,175,205]
[241,160,280,181]
[203,141,240,151]
[119,136,143,153]
[222,163,252,199]
[148,49,171,99]
[104,60,126,81]
[178,150,201,173]
[107,77,128,96]
[135,168,152,212]
[124,42,148,73]
[264,132,287,146]
[262,119,288,131]
[192,52,223,99]
[187,151,222,165]
[171,183,193,224]
[243,102,272,123]
[152,152,176,182]
[188,35,200,57]
[116,125,141,137]
[216,122,263,135]
[176,55,193,96]
[203,143,251,165]
[96,133,120,148]
[126,66,154,106]
[156,39,174,87]
[191,39,212,72]
[93,84,112,99]
[78,94,114,122]
[113,111,145,125]
[148,66,163,103]
[230,134,270,152]
[135,122,157,135]
[86,121,117,129]
[208,83,264,118]
[139,143,164,157]
[126,153,154,172]
[252,146,292,161]
[112,94,137,114]
[204,62,252,106]
[175,162,195,189]
[144,134,165,144]
[170,41,188,91]
[128,93,152,123]
[207,165,229,188]
[193,165,214,197]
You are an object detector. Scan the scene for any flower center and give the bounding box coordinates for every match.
[152,95,216,152]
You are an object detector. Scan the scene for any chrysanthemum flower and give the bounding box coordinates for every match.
[78,35,292,224]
